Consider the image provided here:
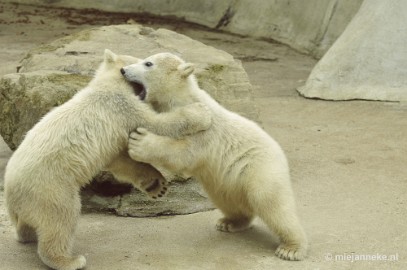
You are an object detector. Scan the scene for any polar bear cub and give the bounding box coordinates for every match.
[4,50,211,270]
[121,53,308,261]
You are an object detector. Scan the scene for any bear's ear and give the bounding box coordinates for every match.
[104,49,118,63]
[178,63,195,78]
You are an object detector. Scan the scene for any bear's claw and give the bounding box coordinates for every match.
[142,177,169,199]
[128,128,158,163]
[275,244,307,261]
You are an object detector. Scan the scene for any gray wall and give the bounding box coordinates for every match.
[9,0,363,58]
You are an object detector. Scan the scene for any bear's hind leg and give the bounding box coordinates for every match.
[6,208,37,243]
[206,190,254,233]
[248,183,308,261]
[36,196,86,270]
[16,219,37,243]
[216,215,253,233]
[37,221,86,270]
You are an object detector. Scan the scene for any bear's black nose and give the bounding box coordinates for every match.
[120,68,125,75]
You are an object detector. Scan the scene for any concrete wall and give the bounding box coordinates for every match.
[9,0,363,58]
[225,0,363,57]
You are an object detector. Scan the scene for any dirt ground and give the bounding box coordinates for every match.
[0,3,406,270]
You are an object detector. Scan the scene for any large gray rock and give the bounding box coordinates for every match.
[298,0,407,102]
[0,24,257,216]
[0,71,90,149]
[1,24,258,150]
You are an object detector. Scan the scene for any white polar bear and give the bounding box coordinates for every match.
[4,50,211,270]
[121,53,308,261]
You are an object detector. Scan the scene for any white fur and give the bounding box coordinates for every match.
[4,50,211,270]
[123,53,308,261]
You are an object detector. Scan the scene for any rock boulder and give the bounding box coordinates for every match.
[298,0,407,101]
[0,24,257,216]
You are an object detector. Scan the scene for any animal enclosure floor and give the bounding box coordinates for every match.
[0,3,406,270]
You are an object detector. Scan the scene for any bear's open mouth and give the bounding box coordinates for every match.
[129,81,146,100]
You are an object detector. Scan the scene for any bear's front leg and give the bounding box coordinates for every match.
[107,154,169,199]
[128,128,191,173]
[177,102,212,135]
[128,128,168,164]
[144,102,212,138]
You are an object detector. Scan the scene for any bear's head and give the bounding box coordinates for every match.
[92,49,145,97]
[120,52,195,109]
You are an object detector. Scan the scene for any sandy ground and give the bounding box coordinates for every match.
[1,3,406,270]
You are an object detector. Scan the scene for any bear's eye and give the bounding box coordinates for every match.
[145,62,153,67]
